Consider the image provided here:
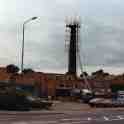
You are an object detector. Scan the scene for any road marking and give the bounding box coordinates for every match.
[12,120,89,124]
[61,118,82,121]
[60,122,87,124]
[2,113,124,123]
[13,122,28,124]
[117,115,124,120]
[87,117,91,120]
[31,120,58,124]
[62,117,94,121]
[13,121,58,124]
[71,122,85,124]
[103,116,109,121]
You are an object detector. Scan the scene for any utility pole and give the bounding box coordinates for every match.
[21,17,38,73]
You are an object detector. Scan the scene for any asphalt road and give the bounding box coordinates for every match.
[0,109,124,124]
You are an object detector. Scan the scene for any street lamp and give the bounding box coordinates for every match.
[21,17,38,73]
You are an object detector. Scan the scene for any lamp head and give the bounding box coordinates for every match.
[32,17,38,20]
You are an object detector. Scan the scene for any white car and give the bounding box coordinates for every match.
[89,98,112,107]
[112,95,124,106]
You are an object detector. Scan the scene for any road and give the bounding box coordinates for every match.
[0,109,124,124]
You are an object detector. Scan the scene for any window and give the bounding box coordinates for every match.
[59,84,64,87]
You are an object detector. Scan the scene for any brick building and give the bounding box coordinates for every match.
[15,72,53,97]
[1,66,124,98]
[0,67,84,97]
[43,73,84,97]
[0,67,12,81]
[110,75,124,93]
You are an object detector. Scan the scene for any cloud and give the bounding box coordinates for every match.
[0,0,124,74]
[79,17,124,68]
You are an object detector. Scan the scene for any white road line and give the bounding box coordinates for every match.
[109,115,124,121]
[117,115,124,120]
[59,122,76,124]
[2,114,124,124]
[103,116,109,121]
[61,117,95,121]
[87,117,91,120]
[60,122,86,124]
[71,122,84,124]
[12,122,28,124]
[61,118,82,121]
[32,121,58,124]
[13,121,58,124]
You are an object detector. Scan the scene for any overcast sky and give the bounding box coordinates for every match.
[0,0,124,74]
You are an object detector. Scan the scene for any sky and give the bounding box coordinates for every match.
[0,0,124,74]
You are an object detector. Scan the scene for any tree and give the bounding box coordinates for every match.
[6,64,19,73]
[103,72,109,76]
[91,69,104,76]
[80,72,88,78]
[91,69,110,79]
[22,68,34,74]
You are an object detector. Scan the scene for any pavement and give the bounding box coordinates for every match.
[52,101,91,111]
[1,109,124,124]
[0,101,124,124]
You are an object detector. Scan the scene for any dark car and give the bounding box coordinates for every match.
[26,96,53,109]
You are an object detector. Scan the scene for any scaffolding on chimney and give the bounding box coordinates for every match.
[65,18,91,90]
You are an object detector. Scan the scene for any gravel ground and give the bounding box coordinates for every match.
[51,101,124,113]
[52,101,91,111]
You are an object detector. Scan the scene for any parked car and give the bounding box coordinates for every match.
[89,98,112,107]
[26,96,53,109]
[71,89,94,103]
[89,97,124,108]
[112,91,124,107]
[80,89,94,103]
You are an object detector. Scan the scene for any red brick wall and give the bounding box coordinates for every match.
[0,67,12,81]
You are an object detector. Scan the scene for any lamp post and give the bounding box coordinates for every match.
[21,17,38,73]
